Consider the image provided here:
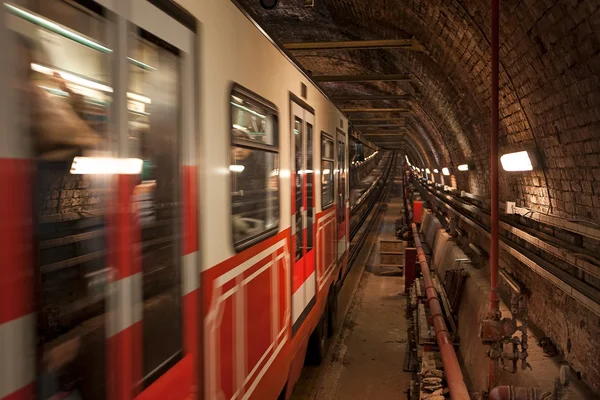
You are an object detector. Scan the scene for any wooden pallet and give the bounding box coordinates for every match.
[379,235,405,270]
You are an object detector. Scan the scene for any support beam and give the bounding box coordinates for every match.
[313,74,411,83]
[362,133,405,137]
[284,39,426,52]
[331,94,410,101]
[353,124,406,128]
[342,108,410,113]
[349,117,407,122]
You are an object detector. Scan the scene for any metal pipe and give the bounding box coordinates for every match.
[411,223,470,400]
[489,0,501,390]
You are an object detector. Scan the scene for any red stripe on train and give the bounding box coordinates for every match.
[2,383,34,400]
[0,159,34,324]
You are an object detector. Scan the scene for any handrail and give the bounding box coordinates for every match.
[411,222,470,400]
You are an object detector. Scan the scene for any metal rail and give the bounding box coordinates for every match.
[346,153,396,273]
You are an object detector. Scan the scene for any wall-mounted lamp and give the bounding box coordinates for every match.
[500,150,536,172]
[442,167,450,176]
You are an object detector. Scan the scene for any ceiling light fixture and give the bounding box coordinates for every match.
[458,164,469,171]
[433,169,439,173]
[442,167,450,176]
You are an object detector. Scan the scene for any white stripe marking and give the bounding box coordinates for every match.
[216,240,286,287]
[242,335,288,400]
[182,251,199,295]
[0,314,35,398]
[106,273,142,337]
[292,271,316,323]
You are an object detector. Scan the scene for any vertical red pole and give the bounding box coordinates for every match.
[489,0,501,389]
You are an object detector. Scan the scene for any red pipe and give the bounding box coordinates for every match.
[490,0,501,389]
[411,223,470,400]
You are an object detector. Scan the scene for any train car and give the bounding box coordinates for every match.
[0,0,363,399]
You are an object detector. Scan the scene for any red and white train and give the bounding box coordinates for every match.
[0,0,377,399]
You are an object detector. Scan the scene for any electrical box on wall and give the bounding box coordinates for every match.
[506,201,516,214]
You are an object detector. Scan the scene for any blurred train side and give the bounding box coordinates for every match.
[178,0,350,398]
[0,0,352,399]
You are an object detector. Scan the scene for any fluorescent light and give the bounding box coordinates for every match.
[7,3,154,70]
[433,169,439,173]
[70,157,142,175]
[458,164,469,171]
[231,102,265,118]
[442,167,450,176]
[233,124,249,132]
[127,57,156,71]
[32,63,150,103]
[127,92,151,104]
[501,151,533,171]
[425,168,430,174]
[229,165,245,172]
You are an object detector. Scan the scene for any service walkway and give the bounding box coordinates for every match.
[310,169,411,400]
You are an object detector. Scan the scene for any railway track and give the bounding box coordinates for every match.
[347,152,396,271]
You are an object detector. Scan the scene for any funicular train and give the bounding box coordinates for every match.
[0,0,379,399]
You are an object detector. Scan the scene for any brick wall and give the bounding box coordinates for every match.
[242,0,600,225]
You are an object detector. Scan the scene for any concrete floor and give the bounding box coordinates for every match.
[301,173,412,400]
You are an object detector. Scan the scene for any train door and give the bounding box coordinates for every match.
[336,130,348,262]
[0,1,198,400]
[290,100,316,333]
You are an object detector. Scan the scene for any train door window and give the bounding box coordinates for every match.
[337,134,346,225]
[128,25,183,387]
[321,134,334,208]
[306,123,313,250]
[230,85,279,251]
[293,117,303,261]
[5,1,111,398]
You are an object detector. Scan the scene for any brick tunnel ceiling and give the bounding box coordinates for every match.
[238,0,600,223]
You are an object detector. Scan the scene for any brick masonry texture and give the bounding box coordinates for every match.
[237,0,600,393]
[240,0,600,223]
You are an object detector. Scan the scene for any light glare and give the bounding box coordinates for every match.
[70,157,143,175]
[500,151,533,171]
[229,165,245,172]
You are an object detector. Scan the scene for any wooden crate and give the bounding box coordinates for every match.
[380,252,404,265]
[380,240,403,253]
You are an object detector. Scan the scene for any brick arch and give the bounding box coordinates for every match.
[241,0,600,222]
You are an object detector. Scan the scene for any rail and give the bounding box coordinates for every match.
[411,222,471,400]
[346,153,396,273]
[349,153,395,241]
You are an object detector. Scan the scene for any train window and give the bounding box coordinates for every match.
[6,1,110,398]
[306,123,313,250]
[321,134,334,208]
[337,136,346,225]
[128,27,183,387]
[230,85,279,250]
[293,117,303,261]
